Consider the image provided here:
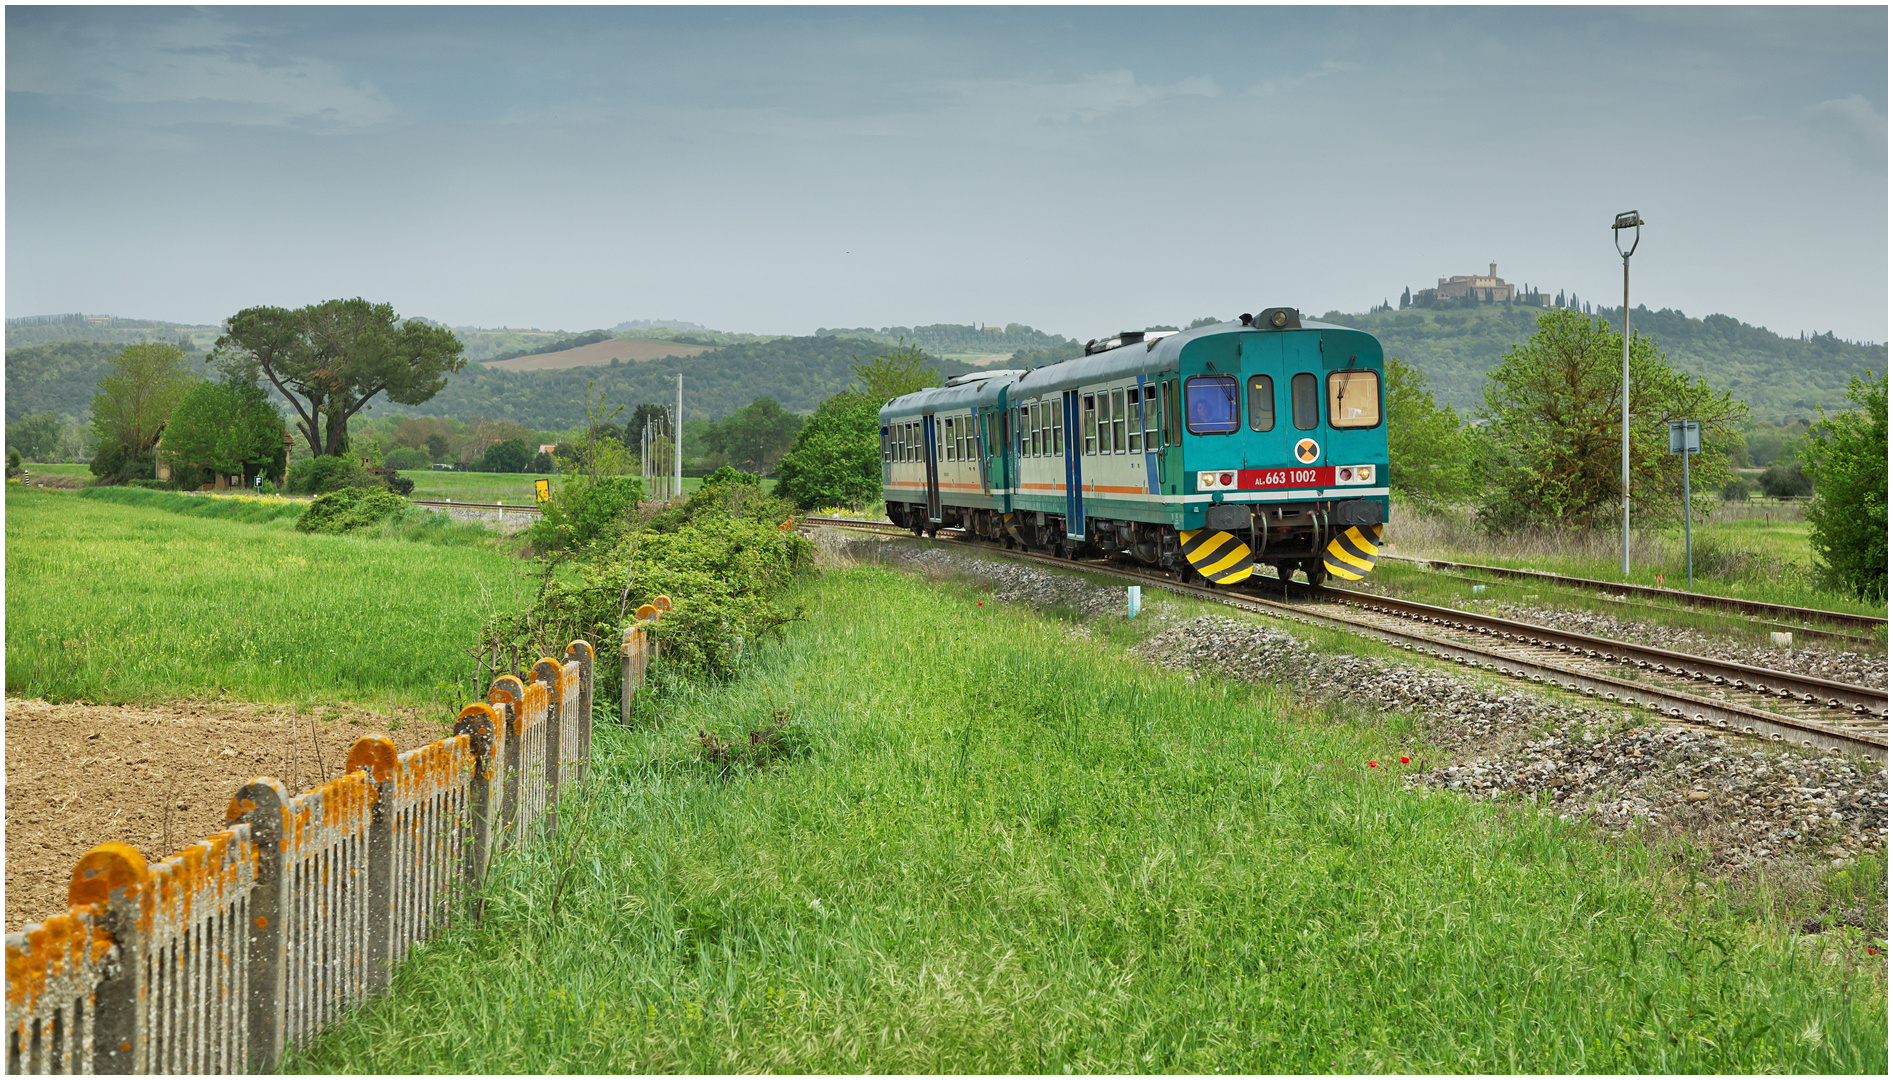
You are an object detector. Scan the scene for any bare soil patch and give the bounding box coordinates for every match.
[482,338,715,371]
[5,697,451,932]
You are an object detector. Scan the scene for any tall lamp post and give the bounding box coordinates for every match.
[1612,210,1644,577]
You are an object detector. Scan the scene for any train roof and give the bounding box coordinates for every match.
[878,316,1385,417]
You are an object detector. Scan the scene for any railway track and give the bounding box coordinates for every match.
[412,499,541,514]
[806,516,1888,760]
[1381,553,1886,640]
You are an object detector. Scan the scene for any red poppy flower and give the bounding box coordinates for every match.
[1368,761,1378,768]
[1400,756,1410,764]
[977,601,984,607]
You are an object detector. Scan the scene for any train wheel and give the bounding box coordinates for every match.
[1301,559,1328,589]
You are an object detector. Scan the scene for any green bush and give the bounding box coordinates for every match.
[1804,372,1888,600]
[297,486,412,535]
[1718,475,1756,502]
[480,438,531,473]
[386,447,430,471]
[525,473,645,554]
[487,470,812,700]
[286,455,371,495]
[1757,461,1812,498]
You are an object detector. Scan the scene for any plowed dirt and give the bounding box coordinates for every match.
[4,698,449,933]
[481,338,715,371]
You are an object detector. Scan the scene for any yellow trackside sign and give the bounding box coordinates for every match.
[534,478,551,503]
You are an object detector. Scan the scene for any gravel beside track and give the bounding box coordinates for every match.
[847,532,1889,886]
[1468,601,1888,689]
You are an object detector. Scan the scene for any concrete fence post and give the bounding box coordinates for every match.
[487,676,526,852]
[344,737,398,995]
[65,843,148,1074]
[566,640,594,784]
[226,779,290,1073]
[451,705,499,910]
[532,657,563,837]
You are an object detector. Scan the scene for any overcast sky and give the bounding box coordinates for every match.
[7,5,1886,343]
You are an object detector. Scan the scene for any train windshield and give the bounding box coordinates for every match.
[1328,370,1382,428]
[1184,375,1239,435]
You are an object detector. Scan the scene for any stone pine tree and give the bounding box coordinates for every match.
[212,298,466,459]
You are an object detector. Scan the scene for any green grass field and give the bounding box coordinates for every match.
[4,487,534,706]
[400,469,705,504]
[288,565,1885,1073]
[1388,500,1886,620]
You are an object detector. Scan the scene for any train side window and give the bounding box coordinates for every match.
[943,418,954,461]
[880,426,890,462]
[1052,409,1064,455]
[1291,373,1319,430]
[1143,385,1160,450]
[1033,403,1045,457]
[1248,375,1275,432]
[1083,395,1097,455]
[1127,388,1143,454]
[1328,370,1381,428]
[1095,390,1111,453]
[1158,378,1173,446]
[1184,375,1239,435]
[1113,388,1128,452]
[1159,380,1174,445]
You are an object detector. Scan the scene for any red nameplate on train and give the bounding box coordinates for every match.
[1238,466,1334,490]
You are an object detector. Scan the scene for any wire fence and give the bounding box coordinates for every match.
[3,628,659,1075]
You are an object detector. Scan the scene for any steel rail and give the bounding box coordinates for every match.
[1322,591,1888,718]
[1381,553,1886,634]
[805,517,1887,759]
[412,499,542,514]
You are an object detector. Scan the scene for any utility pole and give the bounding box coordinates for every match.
[1612,210,1644,577]
[674,373,684,501]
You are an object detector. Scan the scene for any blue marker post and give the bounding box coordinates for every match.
[1127,585,1141,619]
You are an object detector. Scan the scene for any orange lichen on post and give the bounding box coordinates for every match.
[345,736,399,785]
[394,736,472,801]
[520,681,550,729]
[489,674,525,712]
[68,841,149,911]
[635,603,659,621]
[5,908,108,1013]
[652,595,672,613]
[566,639,595,664]
[455,703,500,760]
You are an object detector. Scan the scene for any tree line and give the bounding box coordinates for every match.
[1385,307,1886,599]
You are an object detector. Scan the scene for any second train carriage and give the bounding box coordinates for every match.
[879,308,1388,586]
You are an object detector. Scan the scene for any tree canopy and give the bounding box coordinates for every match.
[1383,356,1473,509]
[89,341,194,476]
[1474,308,1747,532]
[850,342,942,405]
[1803,372,1888,600]
[212,298,466,459]
[160,379,285,482]
[772,391,882,510]
[702,398,804,476]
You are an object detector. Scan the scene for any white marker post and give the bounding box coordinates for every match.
[1127,585,1141,619]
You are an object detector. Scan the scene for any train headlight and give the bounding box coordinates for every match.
[1198,470,1223,490]
[1358,465,1373,483]
[1335,465,1376,485]
[1269,310,1289,328]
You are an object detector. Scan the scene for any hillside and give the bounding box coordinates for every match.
[372,336,981,428]
[814,322,1080,363]
[5,315,218,352]
[1321,305,1886,419]
[482,338,716,371]
[4,341,216,424]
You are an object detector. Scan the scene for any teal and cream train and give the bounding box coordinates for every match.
[878,307,1388,587]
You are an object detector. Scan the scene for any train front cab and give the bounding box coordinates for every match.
[1177,315,1388,586]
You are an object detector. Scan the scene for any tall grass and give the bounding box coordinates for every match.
[73,485,503,546]
[1388,499,1884,618]
[5,487,533,705]
[288,566,1885,1073]
[400,469,707,504]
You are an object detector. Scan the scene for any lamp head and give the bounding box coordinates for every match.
[1612,210,1644,230]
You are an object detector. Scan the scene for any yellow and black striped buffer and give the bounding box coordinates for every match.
[1322,524,1384,581]
[1003,512,1026,544]
[1179,528,1254,584]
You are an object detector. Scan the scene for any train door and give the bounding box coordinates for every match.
[1239,334,1295,467]
[922,413,942,523]
[1157,377,1184,496]
[1062,389,1084,539]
